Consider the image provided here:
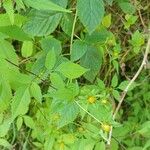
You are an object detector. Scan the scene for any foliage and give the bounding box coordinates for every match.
[0,0,149,149]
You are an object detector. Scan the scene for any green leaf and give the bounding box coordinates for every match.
[85,29,110,44]
[56,61,88,79]
[102,14,111,28]
[79,139,96,150]
[23,115,35,129]
[60,13,74,36]
[95,141,105,150]
[130,30,144,53]
[0,118,12,137]
[30,82,42,104]
[0,40,18,65]
[112,90,120,101]
[11,87,31,119]
[3,0,14,24]
[58,102,79,128]
[71,40,88,61]
[105,0,113,6]
[80,46,102,82]
[0,14,26,27]
[50,72,65,89]
[44,137,55,150]
[0,138,12,149]
[53,88,75,101]
[16,117,23,131]
[77,0,105,33]
[138,121,150,137]
[23,10,62,36]
[118,2,136,14]
[0,25,31,41]
[0,75,12,112]
[41,36,62,55]
[15,0,26,10]
[118,81,137,91]
[111,74,118,87]
[21,41,33,58]
[23,0,71,13]
[45,49,56,70]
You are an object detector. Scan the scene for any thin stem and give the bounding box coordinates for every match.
[70,10,78,55]
[107,36,150,145]
[74,101,102,124]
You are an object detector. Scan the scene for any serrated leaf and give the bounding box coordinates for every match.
[30,82,42,103]
[23,0,71,13]
[80,46,102,82]
[71,40,88,61]
[23,115,35,129]
[45,49,56,70]
[56,61,88,79]
[77,0,105,33]
[58,102,79,128]
[21,41,33,58]
[11,87,31,119]
[23,10,62,36]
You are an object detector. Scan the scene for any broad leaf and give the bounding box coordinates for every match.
[41,36,62,55]
[11,87,31,119]
[0,40,18,64]
[58,102,79,128]
[23,115,35,129]
[56,61,88,79]
[30,82,42,103]
[23,0,70,13]
[80,46,102,82]
[21,41,33,58]
[61,13,74,36]
[77,0,105,33]
[3,0,14,24]
[50,72,65,89]
[0,25,31,41]
[71,40,88,61]
[45,49,56,70]
[23,10,62,36]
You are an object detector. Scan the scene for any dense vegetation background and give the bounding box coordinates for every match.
[0,0,150,149]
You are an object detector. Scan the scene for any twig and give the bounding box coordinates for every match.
[5,58,46,83]
[107,36,150,144]
[133,0,146,28]
[5,58,57,90]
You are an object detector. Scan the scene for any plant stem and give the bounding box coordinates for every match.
[70,10,78,56]
[107,36,150,145]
